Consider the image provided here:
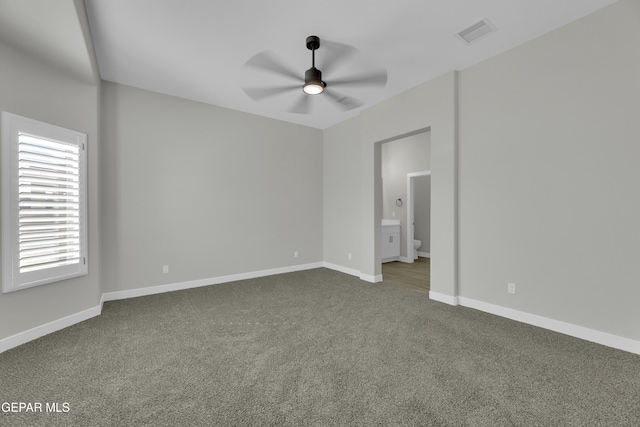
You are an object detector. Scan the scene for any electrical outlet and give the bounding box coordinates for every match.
[507,282,516,294]
[294,251,299,258]
[163,265,169,274]
[348,253,352,260]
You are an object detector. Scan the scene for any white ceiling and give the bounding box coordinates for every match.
[59,1,621,128]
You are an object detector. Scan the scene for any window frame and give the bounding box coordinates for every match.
[1,112,88,293]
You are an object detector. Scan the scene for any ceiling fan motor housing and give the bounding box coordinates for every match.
[305,67,325,86]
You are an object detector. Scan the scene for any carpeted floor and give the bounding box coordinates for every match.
[1,268,639,426]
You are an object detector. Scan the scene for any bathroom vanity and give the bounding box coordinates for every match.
[381,219,400,263]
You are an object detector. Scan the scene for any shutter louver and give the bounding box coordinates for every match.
[18,134,81,274]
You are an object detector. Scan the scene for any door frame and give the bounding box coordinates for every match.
[406,171,431,263]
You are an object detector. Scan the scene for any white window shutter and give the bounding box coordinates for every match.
[18,135,82,273]
[2,112,88,293]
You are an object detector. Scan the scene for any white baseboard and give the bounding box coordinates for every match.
[458,297,640,356]
[323,262,384,283]
[103,262,324,302]
[322,262,361,278]
[429,291,459,306]
[359,273,383,283]
[397,254,428,263]
[0,304,102,354]
[381,256,399,263]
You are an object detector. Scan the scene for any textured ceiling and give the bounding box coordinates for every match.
[16,0,619,129]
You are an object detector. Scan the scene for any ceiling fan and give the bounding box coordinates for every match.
[242,36,387,114]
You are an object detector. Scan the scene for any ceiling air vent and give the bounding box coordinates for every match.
[457,18,496,44]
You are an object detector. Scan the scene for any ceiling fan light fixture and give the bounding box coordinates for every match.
[303,67,325,95]
[303,82,324,95]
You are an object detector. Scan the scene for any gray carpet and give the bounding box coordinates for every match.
[1,268,639,426]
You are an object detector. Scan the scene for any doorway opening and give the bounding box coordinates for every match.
[379,130,431,293]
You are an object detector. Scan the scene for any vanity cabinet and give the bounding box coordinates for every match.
[381,222,400,263]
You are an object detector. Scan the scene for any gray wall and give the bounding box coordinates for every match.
[0,40,101,340]
[100,82,323,293]
[381,132,430,258]
[323,116,361,270]
[457,0,640,340]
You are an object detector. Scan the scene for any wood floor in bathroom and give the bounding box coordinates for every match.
[382,257,430,294]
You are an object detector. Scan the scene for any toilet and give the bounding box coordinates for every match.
[413,240,422,260]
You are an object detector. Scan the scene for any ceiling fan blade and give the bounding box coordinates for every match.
[324,88,363,111]
[244,50,303,82]
[289,94,311,114]
[243,84,300,101]
[329,69,388,88]
[319,40,358,75]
